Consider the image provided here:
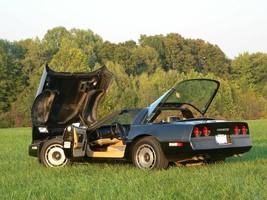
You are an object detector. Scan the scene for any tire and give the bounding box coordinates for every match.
[132,136,168,170]
[40,138,69,167]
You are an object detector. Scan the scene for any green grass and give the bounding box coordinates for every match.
[0,120,267,200]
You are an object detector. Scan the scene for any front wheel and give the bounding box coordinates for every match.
[132,136,168,170]
[40,138,69,167]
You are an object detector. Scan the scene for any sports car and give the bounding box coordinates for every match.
[29,65,252,169]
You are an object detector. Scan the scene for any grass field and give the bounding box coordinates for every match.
[0,120,266,200]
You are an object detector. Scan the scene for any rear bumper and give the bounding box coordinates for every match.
[191,135,252,150]
[190,135,252,157]
[161,135,252,161]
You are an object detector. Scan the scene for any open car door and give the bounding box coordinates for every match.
[63,125,88,157]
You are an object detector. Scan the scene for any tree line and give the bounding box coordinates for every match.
[0,26,266,128]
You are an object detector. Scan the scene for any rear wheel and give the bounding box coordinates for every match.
[40,138,69,167]
[132,136,168,170]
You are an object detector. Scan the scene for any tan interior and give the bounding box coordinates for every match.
[90,138,121,146]
[87,139,126,158]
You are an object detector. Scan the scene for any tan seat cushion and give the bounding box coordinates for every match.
[90,138,120,146]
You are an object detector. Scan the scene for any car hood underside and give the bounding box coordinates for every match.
[31,65,113,128]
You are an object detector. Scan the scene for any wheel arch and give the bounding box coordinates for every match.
[129,134,169,169]
[124,134,156,160]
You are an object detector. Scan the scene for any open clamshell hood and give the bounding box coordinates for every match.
[31,64,113,127]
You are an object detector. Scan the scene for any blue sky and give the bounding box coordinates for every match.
[0,0,266,58]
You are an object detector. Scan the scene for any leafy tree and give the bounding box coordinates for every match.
[231,52,267,92]
[211,79,236,119]
[12,38,46,127]
[95,41,116,64]
[231,53,254,89]
[50,48,89,72]
[42,27,70,61]
[0,40,27,127]
[139,34,167,70]
[113,45,132,72]
[118,40,137,49]
[163,33,194,73]
[98,62,138,118]
[263,84,267,101]
[187,39,230,77]
[49,29,101,69]
[18,38,45,75]
[201,44,230,76]
[129,45,160,75]
[69,28,102,50]
[0,47,8,113]
[241,90,266,119]
[249,53,267,90]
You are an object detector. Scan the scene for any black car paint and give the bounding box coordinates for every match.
[29,65,252,168]
[125,116,251,161]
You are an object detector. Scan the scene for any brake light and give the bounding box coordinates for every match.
[234,125,240,135]
[193,127,200,137]
[202,126,209,136]
[241,125,247,134]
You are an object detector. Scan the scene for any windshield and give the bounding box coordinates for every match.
[89,108,142,130]
[147,79,220,120]
[102,109,141,125]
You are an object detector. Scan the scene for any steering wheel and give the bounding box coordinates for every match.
[110,122,126,139]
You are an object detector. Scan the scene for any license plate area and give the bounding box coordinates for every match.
[215,134,231,144]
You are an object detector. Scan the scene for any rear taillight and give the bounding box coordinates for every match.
[241,125,247,134]
[192,126,210,137]
[193,127,200,137]
[234,125,240,135]
[202,126,210,136]
[234,125,248,135]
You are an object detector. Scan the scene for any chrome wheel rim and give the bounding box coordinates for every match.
[45,144,68,167]
[136,144,156,169]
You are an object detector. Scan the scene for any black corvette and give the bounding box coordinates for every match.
[29,65,252,169]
